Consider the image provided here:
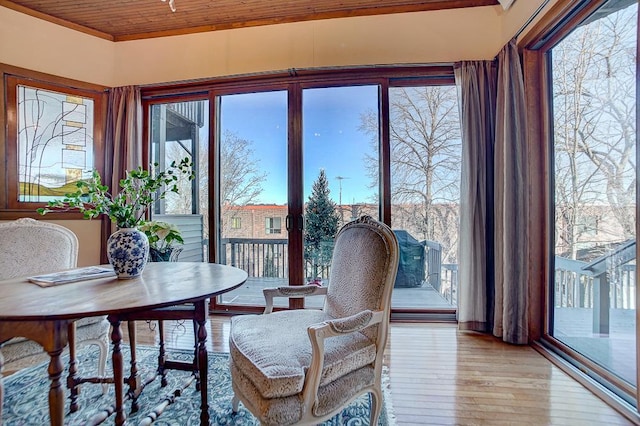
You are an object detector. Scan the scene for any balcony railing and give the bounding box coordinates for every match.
[191,223,636,322]
[555,245,636,310]
[221,238,289,279]
[166,102,205,127]
[219,236,460,305]
[441,264,458,305]
[554,240,636,334]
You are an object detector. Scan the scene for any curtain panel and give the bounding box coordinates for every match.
[454,60,497,334]
[102,86,142,261]
[455,39,529,344]
[105,86,143,185]
[494,39,529,344]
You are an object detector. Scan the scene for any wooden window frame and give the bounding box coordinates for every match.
[141,65,456,315]
[0,64,107,220]
[521,0,639,415]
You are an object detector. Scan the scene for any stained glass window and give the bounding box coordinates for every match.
[17,85,95,202]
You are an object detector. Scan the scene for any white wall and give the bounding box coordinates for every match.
[0,7,114,85]
[1,1,552,87]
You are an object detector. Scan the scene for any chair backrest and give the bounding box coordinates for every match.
[0,218,78,280]
[323,216,399,341]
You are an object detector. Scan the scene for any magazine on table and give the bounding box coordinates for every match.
[28,266,116,287]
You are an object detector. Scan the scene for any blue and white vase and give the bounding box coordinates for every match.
[107,227,149,279]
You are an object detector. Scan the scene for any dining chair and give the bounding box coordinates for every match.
[229,215,399,425]
[0,218,110,398]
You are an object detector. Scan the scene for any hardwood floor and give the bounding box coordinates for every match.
[2,317,633,424]
[122,316,634,425]
[386,323,633,425]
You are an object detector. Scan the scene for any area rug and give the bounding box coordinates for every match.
[2,345,395,425]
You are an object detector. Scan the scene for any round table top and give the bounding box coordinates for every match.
[0,262,248,320]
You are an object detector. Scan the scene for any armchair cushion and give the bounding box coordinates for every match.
[230,309,376,399]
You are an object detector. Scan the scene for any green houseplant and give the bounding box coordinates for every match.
[38,158,194,278]
[139,220,184,262]
[37,158,193,228]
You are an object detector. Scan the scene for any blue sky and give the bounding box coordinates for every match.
[220,86,379,205]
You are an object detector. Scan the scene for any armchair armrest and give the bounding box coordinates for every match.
[325,310,380,334]
[314,309,384,337]
[301,309,385,405]
[263,285,328,313]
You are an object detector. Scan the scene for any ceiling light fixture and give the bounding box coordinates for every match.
[161,0,176,12]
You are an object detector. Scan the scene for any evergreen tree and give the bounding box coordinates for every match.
[304,169,340,280]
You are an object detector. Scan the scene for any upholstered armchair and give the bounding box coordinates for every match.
[229,215,399,425]
[0,218,109,385]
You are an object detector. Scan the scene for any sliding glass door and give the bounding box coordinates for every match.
[143,68,461,317]
[148,99,209,262]
[388,85,461,312]
[215,90,289,308]
[549,0,637,402]
[301,85,380,307]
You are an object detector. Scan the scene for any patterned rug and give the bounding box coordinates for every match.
[2,345,395,425]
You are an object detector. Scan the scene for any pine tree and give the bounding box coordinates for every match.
[304,169,340,281]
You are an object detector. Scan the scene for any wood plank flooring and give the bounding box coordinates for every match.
[124,317,634,425]
[2,317,633,424]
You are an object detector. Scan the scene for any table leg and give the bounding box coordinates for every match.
[158,320,168,387]
[46,346,65,426]
[67,321,80,412]
[2,321,69,425]
[194,301,209,425]
[127,321,141,413]
[192,320,200,391]
[108,316,126,426]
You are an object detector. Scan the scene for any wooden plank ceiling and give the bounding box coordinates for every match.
[0,0,499,41]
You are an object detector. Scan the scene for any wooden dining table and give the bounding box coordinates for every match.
[0,261,248,425]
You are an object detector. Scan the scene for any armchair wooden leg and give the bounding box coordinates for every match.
[66,321,111,405]
[231,394,240,413]
[369,389,382,425]
[95,336,109,395]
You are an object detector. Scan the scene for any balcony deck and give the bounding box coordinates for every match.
[554,307,636,386]
[219,277,456,309]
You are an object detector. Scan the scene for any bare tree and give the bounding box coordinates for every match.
[219,130,268,234]
[161,128,267,240]
[360,86,461,263]
[553,6,636,259]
